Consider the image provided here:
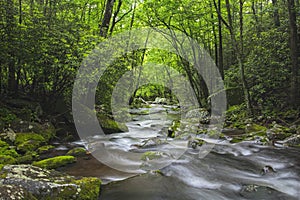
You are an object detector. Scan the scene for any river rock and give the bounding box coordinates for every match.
[279,134,300,147]
[97,114,129,134]
[10,121,56,142]
[0,184,37,200]
[266,122,293,141]
[0,165,101,200]
[184,108,210,124]
[66,147,87,157]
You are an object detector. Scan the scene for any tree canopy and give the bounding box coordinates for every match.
[0,0,299,118]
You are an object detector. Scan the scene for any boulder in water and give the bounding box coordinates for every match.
[32,156,76,169]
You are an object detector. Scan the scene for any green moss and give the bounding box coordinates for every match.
[50,185,78,200]
[0,147,19,158]
[15,133,46,152]
[0,184,38,200]
[74,177,101,200]
[168,120,180,138]
[33,156,76,169]
[37,145,55,154]
[98,114,128,134]
[0,155,16,164]
[16,151,39,164]
[66,147,87,157]
[0,140,8,148]
[225,104,248,129]
[246,123,267,134]
[0,139,20,159]
[230,137,245,143]
[42,124,56,141]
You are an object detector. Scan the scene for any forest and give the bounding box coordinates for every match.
[0,0,299,199]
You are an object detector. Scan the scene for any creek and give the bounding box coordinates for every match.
[61,105,300,200]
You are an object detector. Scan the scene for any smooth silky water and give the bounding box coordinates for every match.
[62,105,300,200]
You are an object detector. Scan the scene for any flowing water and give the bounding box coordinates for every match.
[62,105,300,200]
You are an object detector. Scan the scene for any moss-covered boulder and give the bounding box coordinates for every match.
[15,133,46,152]
[17,151,39,164]
[74,177,102,199]
[0,155,17,165]
[66,147,87,157]
[0,139,20,165]
[98,114,128,134]
[33,156,76,169]
[0,165,101,199]
[245,123,267,135]
[37,145,55,154]
[10,121,56,142]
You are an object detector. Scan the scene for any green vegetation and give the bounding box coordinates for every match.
[74,177,102,200]
[97,114,129,134]
[66,147,87,157]
[37,145,55,154]
[0,0,299,198]
[15,133,46,152]
[32,156,76,169]
[0,0,298,117]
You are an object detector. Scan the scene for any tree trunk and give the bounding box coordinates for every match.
[225,0,252,114]
[272,0,280,27]
[217,0,224,79]
[109,0,122,35]
[6,0,17,93]
[251,0,261,34]
[99,0,115,38]
[288,0,299,106]
[239,0,252,115]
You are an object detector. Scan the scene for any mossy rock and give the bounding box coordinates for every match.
[11,121,55,142]
[37,145,55,154]
[66,147,87,157]
[17,154,34,164]
[74,177,101,200]
[0,165,101,199]
[281,134,300,147]
[0,139,9,148]
[17,151,39,164]
[0,155,16,165]
[267,123,293,141]
[0,147,19,158]
[15,133,46,152]
[0,184,37,200]
[0,139,20,163]
[245,123,267,134]
[33,156,76,169]
[98,114,129,134]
